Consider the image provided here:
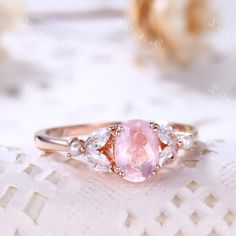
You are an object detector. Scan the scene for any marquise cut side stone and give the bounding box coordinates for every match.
[86,128,111,150]
[69,128,111,172]
[87,151,111,172]
[158,125,179,167]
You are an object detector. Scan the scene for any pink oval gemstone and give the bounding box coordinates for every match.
[114,120,159,182]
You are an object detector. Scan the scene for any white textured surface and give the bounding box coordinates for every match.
[0,1,236,235]
[0,140,236,236]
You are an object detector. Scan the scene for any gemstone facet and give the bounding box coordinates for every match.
[158,125,179,167]
[114,120,160,182]
[69,128,111,172]
[85,128,111,172]
[86,128,111,150]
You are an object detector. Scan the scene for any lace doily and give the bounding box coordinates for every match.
[0,139,235,236]
[0,1,236,235]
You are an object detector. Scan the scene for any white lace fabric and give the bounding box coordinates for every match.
[0,139,235,236]
[0,1,236,235]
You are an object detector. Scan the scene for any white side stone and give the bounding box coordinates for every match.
[157,125,178,167]
[69,128,111,172]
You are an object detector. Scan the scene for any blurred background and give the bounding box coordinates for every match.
[0,0,235,149]
[0,2,236,235]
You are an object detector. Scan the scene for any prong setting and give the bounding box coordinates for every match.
[152,164,161,175]
[79,146,86,154]
[108,123,123,137]
[118,171,125,177]
[150,122,159,132]
[36,119,198,183]
[114,166,125,177]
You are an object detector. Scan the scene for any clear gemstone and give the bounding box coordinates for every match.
[158,125,179,167]
[86,128,111,150]
[159,146,174,166]
[69,128,111,172]
[87,151,111,172]
[178,135,193,149]
[158,125,173,144]
[114,119,160,182]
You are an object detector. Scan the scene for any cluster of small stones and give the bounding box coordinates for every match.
[68,128,112,172]
[68,120,191,182]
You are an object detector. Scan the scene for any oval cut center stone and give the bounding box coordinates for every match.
[114,120,159,182]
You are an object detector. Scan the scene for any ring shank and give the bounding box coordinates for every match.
[35,121,198,152]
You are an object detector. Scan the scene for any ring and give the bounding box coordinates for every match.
[35,119,198,183]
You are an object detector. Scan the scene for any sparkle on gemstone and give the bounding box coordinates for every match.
[86,128,111,150]
[114,119,160,182]
[69,128,111,172]
[178,134,193,149]
[69,121,180,179]
[87,151,111,172]
[158,125,179,167]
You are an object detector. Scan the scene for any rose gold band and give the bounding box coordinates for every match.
[35,120,199,182]
[34,121,198,152]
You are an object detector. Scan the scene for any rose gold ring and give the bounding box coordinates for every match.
[35,119,198,183]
